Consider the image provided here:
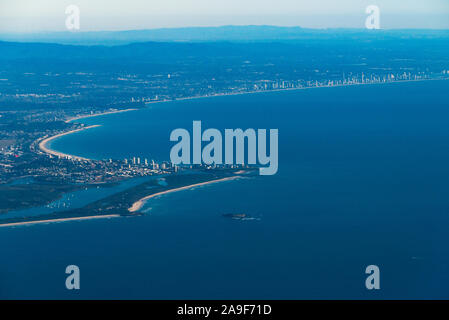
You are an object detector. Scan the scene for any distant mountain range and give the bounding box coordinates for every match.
[1,25,449,45]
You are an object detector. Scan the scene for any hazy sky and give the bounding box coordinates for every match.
[1,0,448,32]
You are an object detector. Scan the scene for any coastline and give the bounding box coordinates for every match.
[0,173,244,227]
[38,125,101,161]
[0,214,120,228]
[20,78,447,227]
[144,77,448,104]
[128,175,241,213]
[39,77,448,162]
[65,108,137,123]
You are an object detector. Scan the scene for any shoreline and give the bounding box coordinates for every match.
[0,214,120,228]
[143,77,449,105]
[128,175,241,213]
[65,108,137,123]
[39,77,448,162]
[38,125,101,161]
[0,175,242,227]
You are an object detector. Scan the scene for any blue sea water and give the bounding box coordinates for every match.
[1,80,449,299]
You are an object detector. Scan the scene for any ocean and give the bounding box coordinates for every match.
[1,80,449,299]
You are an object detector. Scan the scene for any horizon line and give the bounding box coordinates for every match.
[1,24,449,35]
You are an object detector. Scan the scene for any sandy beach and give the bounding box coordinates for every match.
[128,175,241,213]
[36,108,137,161]
[65,108,137,123]
[0,176,241,228]
[39,78,442,162]
[38,125,101,160]
[0,214,120,228]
